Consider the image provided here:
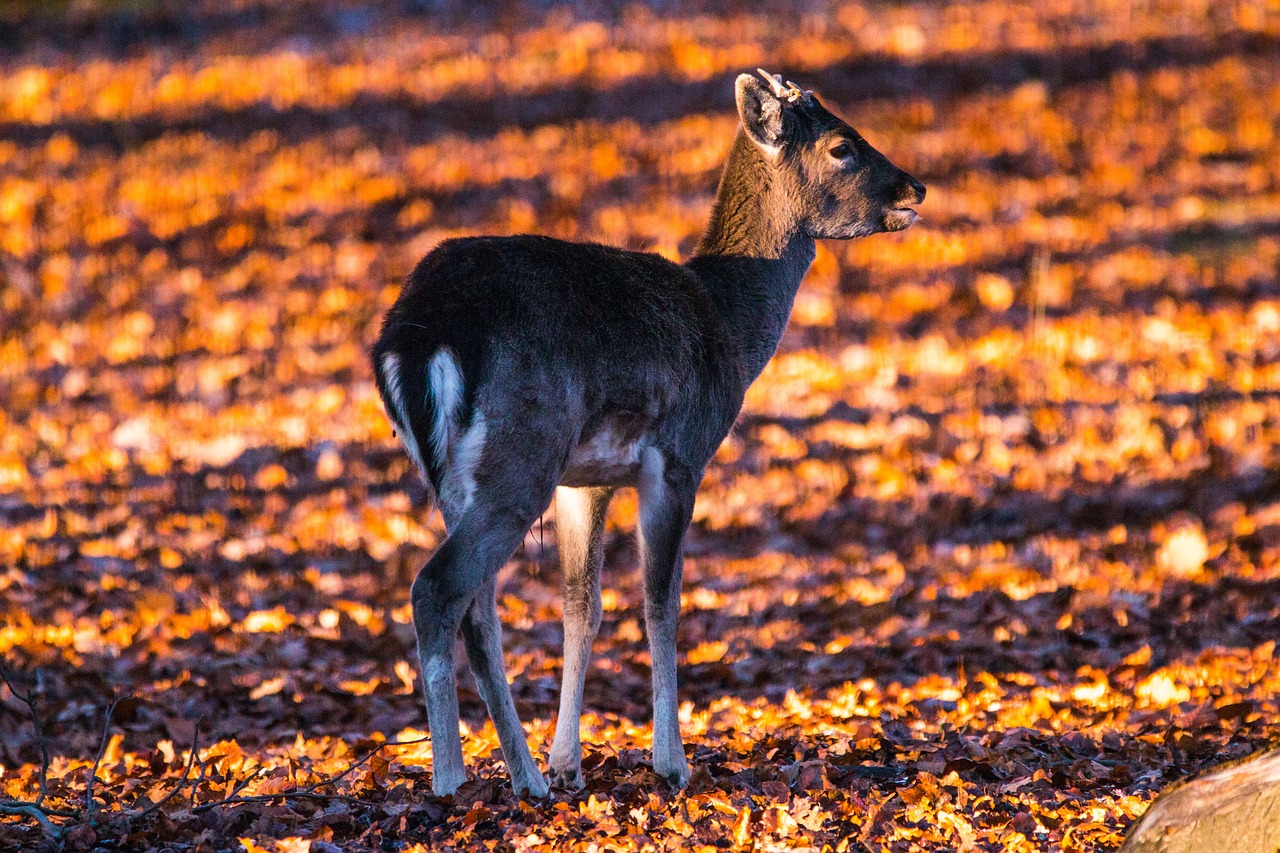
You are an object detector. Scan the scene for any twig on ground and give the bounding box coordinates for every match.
[186,746,211,809]
[131,721,201,823]
[311,732,432,793]
[204,766,267,810]
[0,660,68,839]
[0,661,50,806]
[84,693,129,826]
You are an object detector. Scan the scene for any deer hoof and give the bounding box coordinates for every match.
[513,772,550,799]
[655,758,691,789]
[551,766,585,791]
[431,767,468,798]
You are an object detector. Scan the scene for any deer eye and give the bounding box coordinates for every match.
[829,141,854,161]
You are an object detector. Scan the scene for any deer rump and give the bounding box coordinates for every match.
[373,234,727,498]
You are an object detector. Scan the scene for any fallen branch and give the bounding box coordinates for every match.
[1120,748,1280,853]
[0,803,62,840]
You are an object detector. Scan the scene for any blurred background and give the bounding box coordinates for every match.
[2,1,1280,849]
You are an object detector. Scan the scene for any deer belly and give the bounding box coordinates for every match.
[561,426,643,487]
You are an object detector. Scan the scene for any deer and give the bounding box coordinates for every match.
[372,69,925,799]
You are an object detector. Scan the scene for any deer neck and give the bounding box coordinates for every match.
[687,129,817,390]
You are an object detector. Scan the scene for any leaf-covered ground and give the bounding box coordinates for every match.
[3,1,1280,850]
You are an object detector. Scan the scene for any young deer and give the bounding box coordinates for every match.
[372,70,925,798]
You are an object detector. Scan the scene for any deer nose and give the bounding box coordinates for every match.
[901,175,926,205]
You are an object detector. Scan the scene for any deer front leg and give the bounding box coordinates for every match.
[548,486,614,789]
[637,448,697,788]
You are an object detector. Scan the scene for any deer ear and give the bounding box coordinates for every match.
[735,73,786,156]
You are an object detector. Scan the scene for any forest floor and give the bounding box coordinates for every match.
[2,1,1280,850]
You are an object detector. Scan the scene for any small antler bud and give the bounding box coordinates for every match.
[785,80,812,101]
[756,68,788,99]
[755,68,811,104]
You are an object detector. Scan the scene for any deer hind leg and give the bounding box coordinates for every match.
[637,447,698,788]
[413,426,563,798]
[461,572,548,798]
[410,521,482,797]
[548,486,614,789]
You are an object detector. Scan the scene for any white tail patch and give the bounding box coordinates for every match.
[427,348,465,465]
[425,348,485,515]
[381,348,478,507]
[380,352,428,478]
